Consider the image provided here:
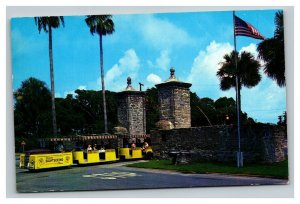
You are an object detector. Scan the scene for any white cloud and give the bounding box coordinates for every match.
[55,92,62,98]
[114,14,195,50]
[105,64,122,83]
[156,50,171,70]
[147,60,154,68]
[103,49,140,91]
[240,43,258,58]
[77,85,87,90]
[146,73,162,85]
[148,49,171,71]
[119,49,140,71]
[237,43,286,123]
[64,90,75,98]
[240,43,265,67]
[186,40,286,123]
[62,85,87,98]
[11,28,46,56]
[241,74,286,123]
[138,15,195,50]
[187,41,234,99]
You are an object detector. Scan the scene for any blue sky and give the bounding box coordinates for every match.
[11,9,286,124]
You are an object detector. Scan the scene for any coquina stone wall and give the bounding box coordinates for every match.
[150,124,287,163]
[117,77,146,135]
[117,92,146,135]
[156,85,191,128]
[155,67,192,128]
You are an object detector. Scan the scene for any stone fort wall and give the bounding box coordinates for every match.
[150,124,287,163]
[116,69,287,164]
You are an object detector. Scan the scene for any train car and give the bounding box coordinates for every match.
[119,134,153,160]
[19,134,153,171]
[119,147,143,160]
[73,149,118,165]
[143,147,154,159]
[119,147,153,160]
[70,135,120,165]
[19,149,73,170]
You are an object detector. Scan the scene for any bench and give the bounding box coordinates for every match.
[169,150,192,165]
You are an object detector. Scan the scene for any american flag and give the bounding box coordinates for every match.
[234,15,265,40]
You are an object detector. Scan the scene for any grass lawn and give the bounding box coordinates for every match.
[127,159,289,179]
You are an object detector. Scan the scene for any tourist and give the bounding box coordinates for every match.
[142,142,149,152]
[93,144,98,151]
[99,147,105,153]
[87,144,92,153]
[131,143,136,150]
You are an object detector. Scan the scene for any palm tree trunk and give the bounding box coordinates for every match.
[99,33,108,133]
[49,26,58,136]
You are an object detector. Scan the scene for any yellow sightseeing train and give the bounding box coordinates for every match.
[19,134,153,171]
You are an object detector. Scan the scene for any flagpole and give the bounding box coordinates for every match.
[233,10,242,168]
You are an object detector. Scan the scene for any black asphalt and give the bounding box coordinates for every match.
[15,160,288,193]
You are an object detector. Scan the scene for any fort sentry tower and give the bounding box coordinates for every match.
[117,77,146,135]
[155,67,192,129]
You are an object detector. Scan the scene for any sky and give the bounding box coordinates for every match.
[10,9,286,124]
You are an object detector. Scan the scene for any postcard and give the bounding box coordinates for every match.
[11,9,288,193]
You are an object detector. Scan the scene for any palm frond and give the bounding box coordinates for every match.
[257,11,285,87]
[85,15,115,36]
[275,11,284,40]
[217,50,261,91]
[34,16,65,33]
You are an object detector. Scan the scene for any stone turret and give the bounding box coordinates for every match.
[116,77,146,135]
[155,67,192,129]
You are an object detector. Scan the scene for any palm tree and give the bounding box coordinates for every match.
[217,51,261,115]
[217,51,261,90]
[85,15,115,133]
[257,11,285,87]
[34,16,65,136]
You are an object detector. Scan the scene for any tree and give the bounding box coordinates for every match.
[278,115,283,125]
[190,94,217,126]
[277,111,287,126]
[55,95,86,135]
[214,97,236,125]
[85,15,115,133]
[283,111,287,125]
[145,88,160,133]
[217,51,261,120]
[14,78,52,149]
[74,89,118,134]
[34,16,65,136]
[217,51,261,91]
[257,11,285,87]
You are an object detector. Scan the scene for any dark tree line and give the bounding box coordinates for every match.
[14,78,260,149]
[190,92,255,127]
[277,111,287,126]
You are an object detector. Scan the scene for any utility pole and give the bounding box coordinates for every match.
[139,82,144,91]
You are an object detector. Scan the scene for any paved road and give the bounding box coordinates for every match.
[16,160,288,193]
